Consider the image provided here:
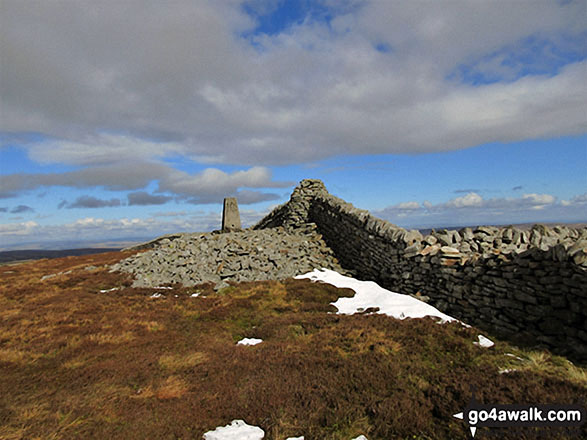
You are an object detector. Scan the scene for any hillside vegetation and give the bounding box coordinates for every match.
[1,252,585,439]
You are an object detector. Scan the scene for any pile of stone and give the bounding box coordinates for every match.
[110,226,344,289]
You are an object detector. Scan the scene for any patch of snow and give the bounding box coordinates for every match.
[203,419,264,440]
[296,269,457,323]
[237,338,263,346]
[150,292,164,298]
[473,334,495,348]
[191,292,201,297]
[498,368,517,374]
[505,353,524,361]
[41,269,74,281]
[285,437,304,440]
[153,286,173,290]
[99,287,119,293]
[352,436,369,440]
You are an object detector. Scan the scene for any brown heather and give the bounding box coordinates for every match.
[0,252,585,439]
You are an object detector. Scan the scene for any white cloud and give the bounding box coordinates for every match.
[447,192,483,208]
[27,134,186,166]
[0,0,585,167]
[0,220,38,236]
[522,193,556,205]
[396,201,420,210]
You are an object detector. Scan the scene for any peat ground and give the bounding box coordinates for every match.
[0,251,585,439]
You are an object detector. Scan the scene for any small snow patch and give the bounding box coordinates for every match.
[474,334,495,348]
[499,368,517,374]
[237,338,263,346]
[99,287,119,293]
[352,436,369,440]
[40,270,73,281]
[191,292,201,297]
[153,286,173,290]
[505,353,524,361]
[296,269,457,323]
[203,419,264,440]
[150,292,164,298]
[285,437,304,440]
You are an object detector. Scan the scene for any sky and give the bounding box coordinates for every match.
[1,0,586,250]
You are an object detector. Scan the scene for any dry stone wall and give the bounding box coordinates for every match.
[255,179,587,361]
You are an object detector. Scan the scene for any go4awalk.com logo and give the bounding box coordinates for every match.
[453,389,585,438]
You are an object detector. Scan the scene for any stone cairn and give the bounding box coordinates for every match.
[111,192,345,290]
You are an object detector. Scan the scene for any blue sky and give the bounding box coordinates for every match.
[1,0,586,249]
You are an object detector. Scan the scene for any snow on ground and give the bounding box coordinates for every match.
[236,338,263,346]
[203,420,264,440]
[202,420,366,440]
[296,268,457,323]
[473,334,495,348]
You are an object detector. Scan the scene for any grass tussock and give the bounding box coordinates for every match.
[0,252,585,439]
[159,351,208,372]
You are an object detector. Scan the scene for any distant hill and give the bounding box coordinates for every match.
[0,248,121,265]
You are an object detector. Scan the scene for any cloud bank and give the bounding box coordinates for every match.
[1,0,585,168]
[0,208,271,250]
[375,191,587,228]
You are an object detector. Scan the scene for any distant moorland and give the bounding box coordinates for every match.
[0,248,121,265]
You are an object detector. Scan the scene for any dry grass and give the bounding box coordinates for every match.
[156,375,190,399]
[159,351,208,372]
[0,251,585,439]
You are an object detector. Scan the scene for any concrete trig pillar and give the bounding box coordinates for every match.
[222,197,241,232]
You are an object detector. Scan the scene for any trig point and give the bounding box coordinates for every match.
[222,197,241,232]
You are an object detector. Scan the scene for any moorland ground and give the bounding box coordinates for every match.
[1,251,585,439]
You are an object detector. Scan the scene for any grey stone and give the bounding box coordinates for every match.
[222,197,242,232]
[439,246,460,257]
